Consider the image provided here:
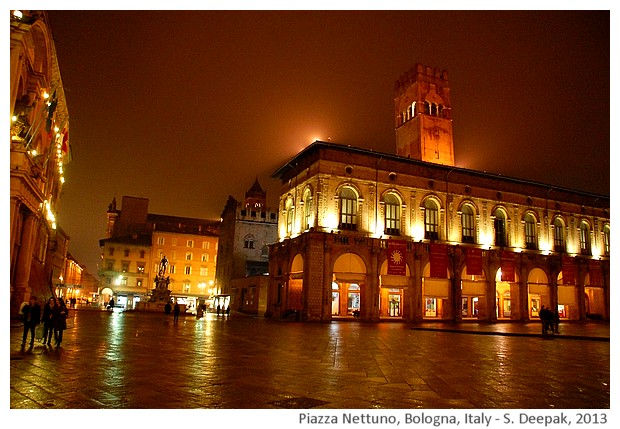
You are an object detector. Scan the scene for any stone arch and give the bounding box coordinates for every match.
[332,252,367,317]
[335,182,363,200]
[526,267,550,320]
[494,267,520,320]
[460,265,487,319]
[521,209,540,224]
[421,261,451,319]
[30,21,51,76]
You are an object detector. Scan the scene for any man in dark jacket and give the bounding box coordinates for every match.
[21,296,41,348]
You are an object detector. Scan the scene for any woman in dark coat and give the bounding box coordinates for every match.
[42,297,56,345]
[52,299,69,346]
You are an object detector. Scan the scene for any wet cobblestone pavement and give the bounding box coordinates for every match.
[9,309,610,410]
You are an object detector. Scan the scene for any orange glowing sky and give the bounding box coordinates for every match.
[42,8,610,274]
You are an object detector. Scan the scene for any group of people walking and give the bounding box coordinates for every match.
[20,295,69,348]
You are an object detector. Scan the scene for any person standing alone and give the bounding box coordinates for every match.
[173,301,180,324]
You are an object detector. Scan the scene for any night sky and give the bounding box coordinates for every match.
[43,9,610,275]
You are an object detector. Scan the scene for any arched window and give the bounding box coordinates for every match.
[424,199,439,240]
[461,204,475,243]
[243,234,255,249]
[384,193,401,235]
[553,218,565,253]
[339,187,357,231]
[524,213,537,250]
[603,225,610,256]
[494,209,507,247]
[430,103,437,116]
[285,197,294,236]
[579,221,591,255]
[303,189,313,231]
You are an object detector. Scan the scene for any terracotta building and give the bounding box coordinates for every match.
[267,64,610,323]
[99,196,220,312]
[10,10,73,316]
[215,179,278,314]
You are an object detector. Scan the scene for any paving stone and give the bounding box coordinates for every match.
[9,309,610,411]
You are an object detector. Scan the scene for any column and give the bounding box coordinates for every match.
[11,212,37,317]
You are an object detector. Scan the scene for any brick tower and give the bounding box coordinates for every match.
[394,64,455,166]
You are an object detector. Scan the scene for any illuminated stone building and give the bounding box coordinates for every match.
[215,179,278,314]
[10,10,72,317]
[99,196,219,311]
[267,64,610,323]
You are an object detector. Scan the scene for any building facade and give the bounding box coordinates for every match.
[10,10,73,317]
[99,196,220,311]
[267,64,610,323]
[215,179,278,314]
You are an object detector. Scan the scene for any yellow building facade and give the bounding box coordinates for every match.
[267,64,609,323]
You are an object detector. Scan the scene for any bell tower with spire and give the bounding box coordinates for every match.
[394,64,455,166]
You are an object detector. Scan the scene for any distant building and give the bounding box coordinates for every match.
[215,179,278,314]
[99,196,220,312]
[268,64,610,323]
[10,10,73,317]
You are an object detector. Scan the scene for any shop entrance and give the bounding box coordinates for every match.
[332,252,367,318]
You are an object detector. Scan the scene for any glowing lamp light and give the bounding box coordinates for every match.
[11,115,17,122]
[54,126,59,133]
[60,176,65,184]
[30,149,37,156]
[114,276,123,286]
[13,10,23,20]
[43,92,49,99]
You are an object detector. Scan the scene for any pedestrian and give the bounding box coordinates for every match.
[21,296,41,348]
[108,297,115,310]
[553,310,561,334]
[52,299,69,347]
[164,301,172,315]
[173,301,180,323]
[225,305,230,317]
[216,304,221,316]
[539,305,552,335]
[42,297,56,345]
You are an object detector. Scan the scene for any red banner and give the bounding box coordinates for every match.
[561,255,575,285]
[387,240,407,276]
[500,251,515,282]
[465,248,483,276]
[430,243,448,278]
[589,260,604,286]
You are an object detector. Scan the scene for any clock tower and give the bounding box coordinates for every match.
[394,64,455,166]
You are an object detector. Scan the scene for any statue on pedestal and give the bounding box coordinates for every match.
[149,255,171,303]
